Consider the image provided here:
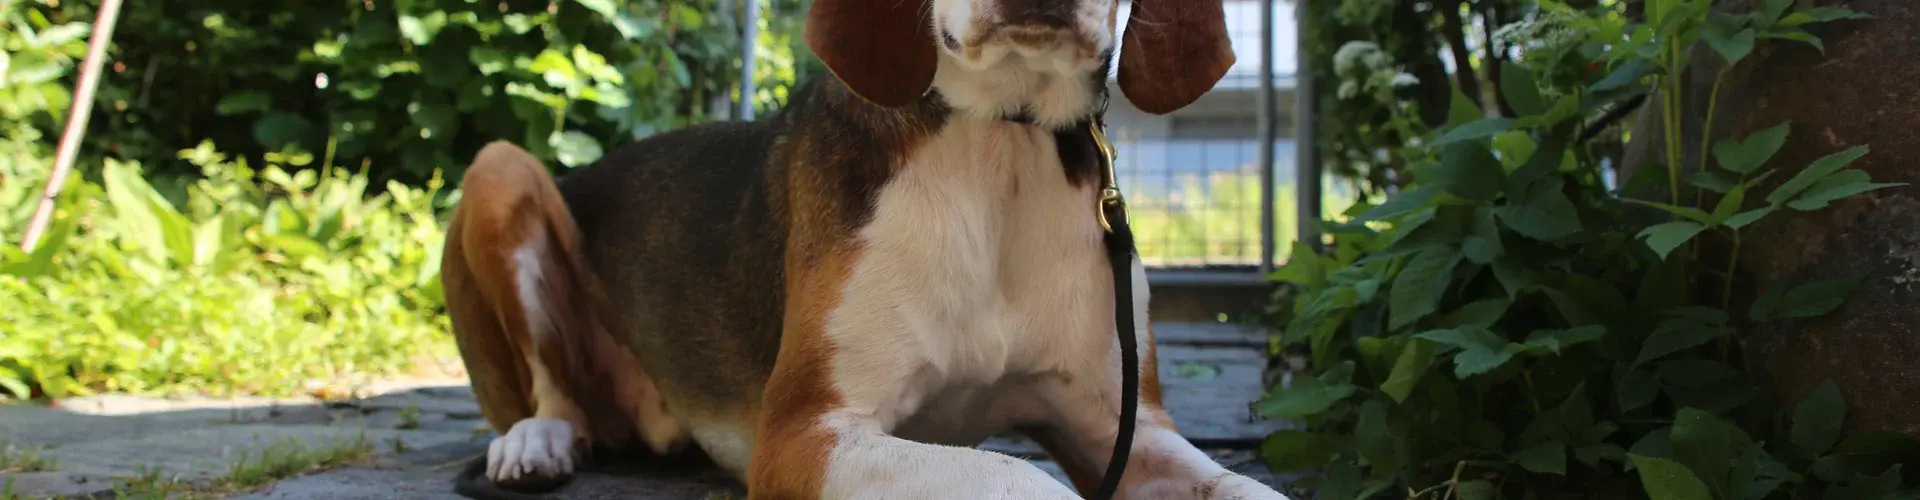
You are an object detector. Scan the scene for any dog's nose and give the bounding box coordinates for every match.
[1006,11,1071,29]
[999,0,1074,29]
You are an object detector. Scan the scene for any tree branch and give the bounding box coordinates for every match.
[1438,0,1482,113]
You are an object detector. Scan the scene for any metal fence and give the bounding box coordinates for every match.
[1107,132,1293,269]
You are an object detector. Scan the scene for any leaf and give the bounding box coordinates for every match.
[1824,464,1903,500]
[1437,141,1505,201]
[1260,430,1336,472]
[1319,461,1365,500]
[1767,146,1870,205]
[1665,307,1731,325]
[1381,339,1435,403]
[549,131,605,167]
[1591,58,1656,92]
[1255,375,1356,420]
[574,0,620,18]
[1269,242,1331,287]
[1763,28,1828,54]
[1352,186,1439,224]
[1712,185,1748,223]
[1780,277,1862,318]
[1832,429,1920,457]
[1445,83,1486,127]
[1435,299,1510,329]
[1506,122,1574,194]
[1514,441,1568,475]
[1762,0,1794,22]
[1749,278,1791,321]
[1455,480,1497,500]
[252,113,315,149]
[1501,60,1548,116]
[410,100,459,141]
[1429,118,1516,148]
[1690,170,1739,193]
[1415,327,1525,378]
[1634,318,1734,366]
[1703,26,1757,64]
[1625,199,1718,224]
[1389,247,1459,330]
[1792,380,1846,456]
[1462,207,1505,264]
[1788,7,1874,25]
[1713,122,1792,174]
[1524,326,1606,355]
[1786,170,1905,211]
[1618,368,1662,412]
[1354,400,1396,468]
[1638,221,1705,261]
[215,91,272,115]
[1631,454,1716,500]
[1724,207,1772,229]
[1673,408,1752,499]
[1496,178,1583,241]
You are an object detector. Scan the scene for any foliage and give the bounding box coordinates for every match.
[5,0,799,186]
[1262,1,1918,498]
[0,142,454,400]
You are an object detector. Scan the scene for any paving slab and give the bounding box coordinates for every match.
[0,322,1295,499]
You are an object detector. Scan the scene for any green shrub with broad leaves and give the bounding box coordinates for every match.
[0,142,455,399]
[7,0,799,185]
[1260,0,1920,498]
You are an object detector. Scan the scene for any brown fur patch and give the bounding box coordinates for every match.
[744,82,949,498]
[443,142,657,447]
[747,243,859,500]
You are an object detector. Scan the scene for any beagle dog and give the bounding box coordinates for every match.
[440,0,1292,497]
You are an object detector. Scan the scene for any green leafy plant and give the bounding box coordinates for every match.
[1,141,455,400]
[1261,1,1916,498]
[6,0,804,187]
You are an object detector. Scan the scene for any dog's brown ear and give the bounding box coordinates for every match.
[804,0,937,107]
[1116,0,1234,115]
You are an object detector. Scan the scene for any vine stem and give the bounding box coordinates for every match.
[1721,228,1743,362]
[1693,67,1730,261]
[1697,67,1731,190]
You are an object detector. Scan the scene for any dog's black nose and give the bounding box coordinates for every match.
[1007,11,1072,29]
[1000,0,1074,29]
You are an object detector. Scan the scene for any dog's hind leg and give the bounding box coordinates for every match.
[442,141,678,490]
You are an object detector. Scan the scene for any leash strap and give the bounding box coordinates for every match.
[1088,110,1138,500]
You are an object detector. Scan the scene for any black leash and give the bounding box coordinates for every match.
[1087,103,1139,500]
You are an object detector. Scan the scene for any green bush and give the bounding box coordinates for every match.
[0,143,454,399]
[9,0,793,186]
[1262,0,1920,498]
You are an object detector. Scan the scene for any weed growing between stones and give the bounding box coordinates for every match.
[0,442,55,473]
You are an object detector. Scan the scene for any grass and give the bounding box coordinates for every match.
[0,442,56,473]
[0,433,380,500]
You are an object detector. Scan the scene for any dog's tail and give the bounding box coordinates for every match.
[442,141,678,454]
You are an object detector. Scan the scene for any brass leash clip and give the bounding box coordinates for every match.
[1091,103,1124,234]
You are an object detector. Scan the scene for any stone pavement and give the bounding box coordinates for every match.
[0,322,1293,499]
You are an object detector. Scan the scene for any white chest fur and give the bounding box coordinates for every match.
[822,116,1136,445]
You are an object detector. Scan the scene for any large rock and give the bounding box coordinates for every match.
[1625,0,1920,435]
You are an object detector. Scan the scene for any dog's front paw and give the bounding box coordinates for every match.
[1194,472,1291,500]
[486,417,579,489]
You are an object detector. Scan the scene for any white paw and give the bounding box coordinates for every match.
[1197,473,1291,500]
[486,417,578,484]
